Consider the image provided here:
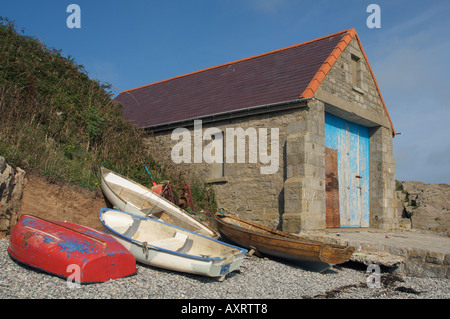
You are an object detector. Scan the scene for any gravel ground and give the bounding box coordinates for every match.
[1,238,448,300]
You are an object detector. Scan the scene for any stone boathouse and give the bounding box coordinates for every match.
[114,28,397,233]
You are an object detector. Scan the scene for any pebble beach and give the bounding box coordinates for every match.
[1,239,448,300]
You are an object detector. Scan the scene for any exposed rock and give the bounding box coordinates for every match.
[396,180,450,237]
[350,251,404,268]
[0,156,26,237]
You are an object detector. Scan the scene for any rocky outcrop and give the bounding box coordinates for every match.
[0,156,26,238]
[396,180,450,237]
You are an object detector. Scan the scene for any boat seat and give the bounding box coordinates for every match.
[123,219,141,238]
[148,232,189,252]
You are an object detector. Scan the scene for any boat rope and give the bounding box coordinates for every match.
[184,208,245,232]
[141,201,159,218]
[187,208,241,228]
[142,241,149,259]
[186,208,223,224]
[216,209,242,227]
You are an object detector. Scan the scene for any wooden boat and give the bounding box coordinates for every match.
[8,214,137,283]
[100,167,218,238]
[215,213,355,271]
[99,208,247,280]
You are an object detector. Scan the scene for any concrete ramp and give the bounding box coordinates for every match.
[303,228,450,278]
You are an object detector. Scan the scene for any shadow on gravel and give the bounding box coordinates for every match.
[135,263,243,283]
[304,261,423,298]
[247,255,339,274]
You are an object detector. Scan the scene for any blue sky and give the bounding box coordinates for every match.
[1,0,450,183]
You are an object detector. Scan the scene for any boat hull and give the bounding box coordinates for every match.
[8,215,137,283]
[100,167,218,238]
[215,213,354,271]
[100,208,247,279]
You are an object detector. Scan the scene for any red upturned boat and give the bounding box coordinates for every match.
[8,214,137,283]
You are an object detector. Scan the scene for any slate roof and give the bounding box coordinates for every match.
[115,28,394,133]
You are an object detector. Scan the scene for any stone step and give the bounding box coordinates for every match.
[303,229,450,278]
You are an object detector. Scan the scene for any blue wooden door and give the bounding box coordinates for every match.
[325,113,370,227]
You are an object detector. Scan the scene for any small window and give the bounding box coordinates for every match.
[210,133,225,180]
[351,54,361,89]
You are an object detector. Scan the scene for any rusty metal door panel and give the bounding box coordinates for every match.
[325,113,370,227]
[325,148,340,228]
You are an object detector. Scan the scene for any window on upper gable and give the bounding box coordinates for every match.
[351,54,363,94]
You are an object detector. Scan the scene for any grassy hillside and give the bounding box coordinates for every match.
[0,17,216,212]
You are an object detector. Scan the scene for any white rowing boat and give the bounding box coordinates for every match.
[99,167,218,238]
[99,208,247,280]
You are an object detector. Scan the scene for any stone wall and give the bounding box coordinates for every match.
[0,156,26,237]
[369,126,397,230]
[147,99,335,233]
[282,99,326,233]
[147,106,307,230]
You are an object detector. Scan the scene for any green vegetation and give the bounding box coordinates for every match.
[395,180,405,193]
[0,18,216,213]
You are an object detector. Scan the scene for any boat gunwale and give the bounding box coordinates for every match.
[100,167,154,208]
[99,208,247,263]
[100,167,192,215]
[99,166,218,237]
